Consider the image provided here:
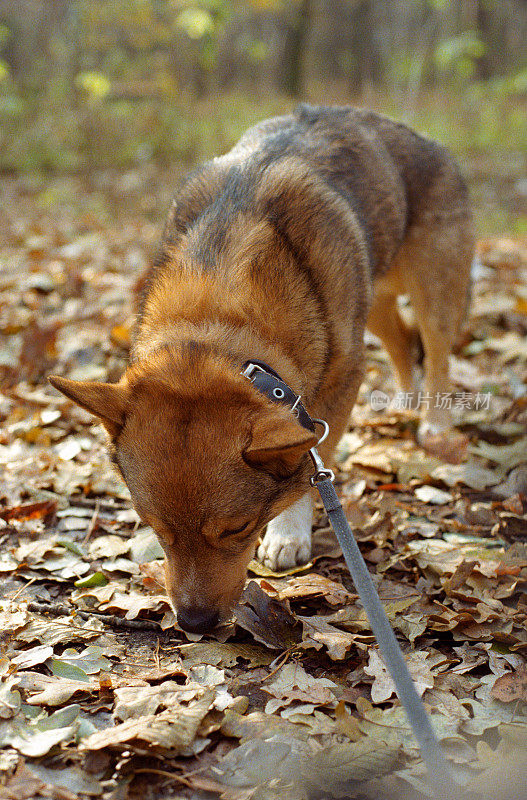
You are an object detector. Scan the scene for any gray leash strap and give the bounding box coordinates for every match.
[312,469,457,798]
[242,360,456,795]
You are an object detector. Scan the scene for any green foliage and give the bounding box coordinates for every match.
[426,0,450,10]
[434,32,486,81]
[75,71,112,103]
[176,7,216,39]
[0,24,12,52]
[490,67,527,96]
[80,0,175,51]
[246,39,269,64]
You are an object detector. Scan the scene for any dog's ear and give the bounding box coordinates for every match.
[48,376,128,438]
[244,410,317,478]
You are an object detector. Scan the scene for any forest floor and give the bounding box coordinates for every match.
[0,167,526,800]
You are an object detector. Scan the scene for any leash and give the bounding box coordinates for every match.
[310,451,457,799]
[243,361,458,799]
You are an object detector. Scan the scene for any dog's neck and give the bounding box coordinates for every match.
[133,218,321,403]
[131,319,308,401]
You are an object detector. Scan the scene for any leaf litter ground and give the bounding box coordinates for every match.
[1,171,527,800]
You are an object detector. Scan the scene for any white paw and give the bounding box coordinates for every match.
[257,528,311,570]
[256,494,313,571]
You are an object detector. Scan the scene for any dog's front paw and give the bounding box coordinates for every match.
[256,494,313,571]
[257,527,311,570]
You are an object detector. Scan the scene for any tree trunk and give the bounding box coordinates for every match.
[279,0,314,98]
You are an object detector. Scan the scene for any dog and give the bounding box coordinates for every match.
[49,104,473,633]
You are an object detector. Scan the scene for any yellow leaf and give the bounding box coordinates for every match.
[515,296,527,315]
[110,324,131,349]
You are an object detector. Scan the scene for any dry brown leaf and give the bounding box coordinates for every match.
[334,700,362,741]
[268,573,353,605]
[114,680,206,720]
[263,662,337,707]
[364,649,435,702]
[80,691,215,753]
[17,672,96,706]
[490,666,527,703]
[0,760,46,800]
[297,614,358,660]
[234,581,301,650]
[466,723,527,799]
[418,427,468,463]
[178,641,274,668]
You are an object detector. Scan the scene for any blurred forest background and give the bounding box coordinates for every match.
[1,0,526,235]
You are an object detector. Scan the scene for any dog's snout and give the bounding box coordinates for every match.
[177,606,219,633]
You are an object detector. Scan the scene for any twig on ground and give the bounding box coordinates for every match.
[264,646,296,680]
[67,497,132,512]
[27,601,165,632]
[83,500,100,543]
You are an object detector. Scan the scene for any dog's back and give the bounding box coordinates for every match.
[150,104,468,282]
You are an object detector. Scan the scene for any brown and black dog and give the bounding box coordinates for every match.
[50,104,473,633]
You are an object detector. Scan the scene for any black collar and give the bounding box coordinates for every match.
[241,360,315,433]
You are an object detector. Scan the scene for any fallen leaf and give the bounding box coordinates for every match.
[431,461,501,490]
[81,691,215,753]
[74,571,108,588]
[414,485,453,504]
[11,645,54,670]
[234,582,301,650]
[491,666,527,703]
[297,614,358,660]
[113,680,205,720]
[334,700,362,741]
[88,534,130,560]
[0,500,56,523]
[213,732,399,796]
[270,574,353,605]
[14,615,110,647]
[0,760,46,800]
[466,723,527,799]
[128,528,164,562]
[18,672,97,706]
[0,704,80,756]
[306,736,400,793]
[469,438,527,470]
[0,677,21,719]
[110,323,131,349]
[263,662,337,713]
[178,641,273,669]
[364,649,435,702]
[26,763,103,799]
[418,427,468,463]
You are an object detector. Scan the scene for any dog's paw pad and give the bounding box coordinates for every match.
[257,531,311,571]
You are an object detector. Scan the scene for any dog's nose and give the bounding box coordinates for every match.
[177,607,219,633]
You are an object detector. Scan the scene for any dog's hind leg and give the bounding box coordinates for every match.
[396,217,473,440]
[367,282,422,394]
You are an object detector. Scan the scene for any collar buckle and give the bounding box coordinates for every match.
[241,360,316,434]
[242,360,334,482]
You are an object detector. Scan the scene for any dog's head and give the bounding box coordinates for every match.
[49,347,316,632]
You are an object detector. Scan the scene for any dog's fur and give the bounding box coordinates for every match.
[50,105,473,633]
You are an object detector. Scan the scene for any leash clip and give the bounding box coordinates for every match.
[309,418,335,485]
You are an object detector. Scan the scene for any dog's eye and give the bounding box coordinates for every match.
[220,521,251,538]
